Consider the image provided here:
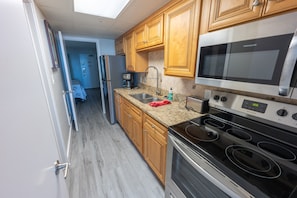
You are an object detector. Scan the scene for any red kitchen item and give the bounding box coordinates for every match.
[149,100,171,107]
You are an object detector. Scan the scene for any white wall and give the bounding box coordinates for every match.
[31,1,70,160]
[98,39,116,55]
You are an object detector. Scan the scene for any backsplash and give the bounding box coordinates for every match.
[139,49,207,100]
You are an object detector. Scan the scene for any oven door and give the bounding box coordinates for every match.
[165,133,254,198]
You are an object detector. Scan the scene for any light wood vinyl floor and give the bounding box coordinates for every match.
[66,89,165,198]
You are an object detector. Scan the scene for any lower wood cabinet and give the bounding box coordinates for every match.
[114,91,122,126]
[115,93,168,185]
[143,113,167,185]
[122,97,143,154]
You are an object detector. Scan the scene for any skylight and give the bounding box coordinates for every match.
[74,0,130,19]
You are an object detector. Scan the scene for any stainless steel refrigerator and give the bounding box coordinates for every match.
[99,55,126,124]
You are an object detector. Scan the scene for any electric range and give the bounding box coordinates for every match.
[166,90,297,198]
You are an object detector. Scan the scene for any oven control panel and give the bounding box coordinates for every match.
[207,90,297,130]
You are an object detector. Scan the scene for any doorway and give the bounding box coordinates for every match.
[64,40,105,113]
[65,41,99,89]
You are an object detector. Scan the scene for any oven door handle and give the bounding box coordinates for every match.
[168,134,254,198]
[279,28,297,96]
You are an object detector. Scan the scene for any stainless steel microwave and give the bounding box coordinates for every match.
[195,12,297,99]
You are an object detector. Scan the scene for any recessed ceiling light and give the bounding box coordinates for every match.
[74,0,130,19]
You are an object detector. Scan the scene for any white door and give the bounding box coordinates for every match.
[57,31,79,131]
[0,0,69,197]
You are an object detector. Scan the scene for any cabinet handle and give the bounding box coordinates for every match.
[252,0,261,7]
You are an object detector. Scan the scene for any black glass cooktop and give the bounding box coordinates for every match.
[169,108,297,198]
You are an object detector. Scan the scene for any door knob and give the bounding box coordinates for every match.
[54,160,70,179]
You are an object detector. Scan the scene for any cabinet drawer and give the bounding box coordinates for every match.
[143,114,167,140]
[130,103,142,118]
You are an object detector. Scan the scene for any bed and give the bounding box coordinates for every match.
[72,80,87,101]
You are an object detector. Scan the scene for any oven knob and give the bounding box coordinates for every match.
[292,113,297,120]
[277,109,288,117]
[213,95,220,101]
[220,96,228,102]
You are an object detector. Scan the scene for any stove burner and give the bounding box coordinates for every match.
[225,145,281,179]
[185,124,219,142]
[226,128,252,141]
[203,118,225,129]
[257,141,296,161]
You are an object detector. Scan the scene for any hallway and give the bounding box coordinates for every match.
[66,89,165,198]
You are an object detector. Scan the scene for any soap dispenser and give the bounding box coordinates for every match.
[168,88,173,101]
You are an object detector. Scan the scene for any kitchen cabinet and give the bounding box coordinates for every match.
[134,14,164,50]
[163,0,201,78]
[115,36,124,55]
[123,32,148,72]
[114,91,122,125]
[207,0,297,31]
[263,0,297,16]
[143,113,167,185]
[121,97,143,154]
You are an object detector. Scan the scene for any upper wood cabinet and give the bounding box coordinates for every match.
[123,32,148,72]
[134,14,164,50]
[164,0,201,78]
[207,0,297,31]
[263,0,297,16]
[115,36,124,55]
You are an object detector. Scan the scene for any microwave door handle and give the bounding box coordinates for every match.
[279,28,297,96]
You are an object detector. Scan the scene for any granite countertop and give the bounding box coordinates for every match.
[114,88,203,128]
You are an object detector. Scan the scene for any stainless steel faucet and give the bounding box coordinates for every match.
[145,66,161,95]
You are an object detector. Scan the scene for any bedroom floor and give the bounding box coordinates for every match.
[66,89,165,198]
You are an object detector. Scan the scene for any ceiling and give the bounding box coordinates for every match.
[34,0,171,39]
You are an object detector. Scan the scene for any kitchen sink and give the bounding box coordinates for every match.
[130,93,162,103]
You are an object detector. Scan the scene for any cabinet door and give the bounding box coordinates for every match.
[123,33,135,71]
[146,15,164,47]
[143,114,167,185]
[208,0,263,31]
[164,0,200,77]
[143,126,166,184]
[263,0,297,16]
[132,114,143,153]
[130,104,143,154]
[135,26,147,50]
[123,33,148,72]
[135,15,164,50]
[114,92,121,124]
[122,100,132,137]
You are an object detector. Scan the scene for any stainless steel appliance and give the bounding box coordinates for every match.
[99,55,126,124]
[165,90,297,198]
[185,96,209,113]
[195,12,297,99]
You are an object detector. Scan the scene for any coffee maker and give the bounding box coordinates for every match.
[122,73,134,88]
